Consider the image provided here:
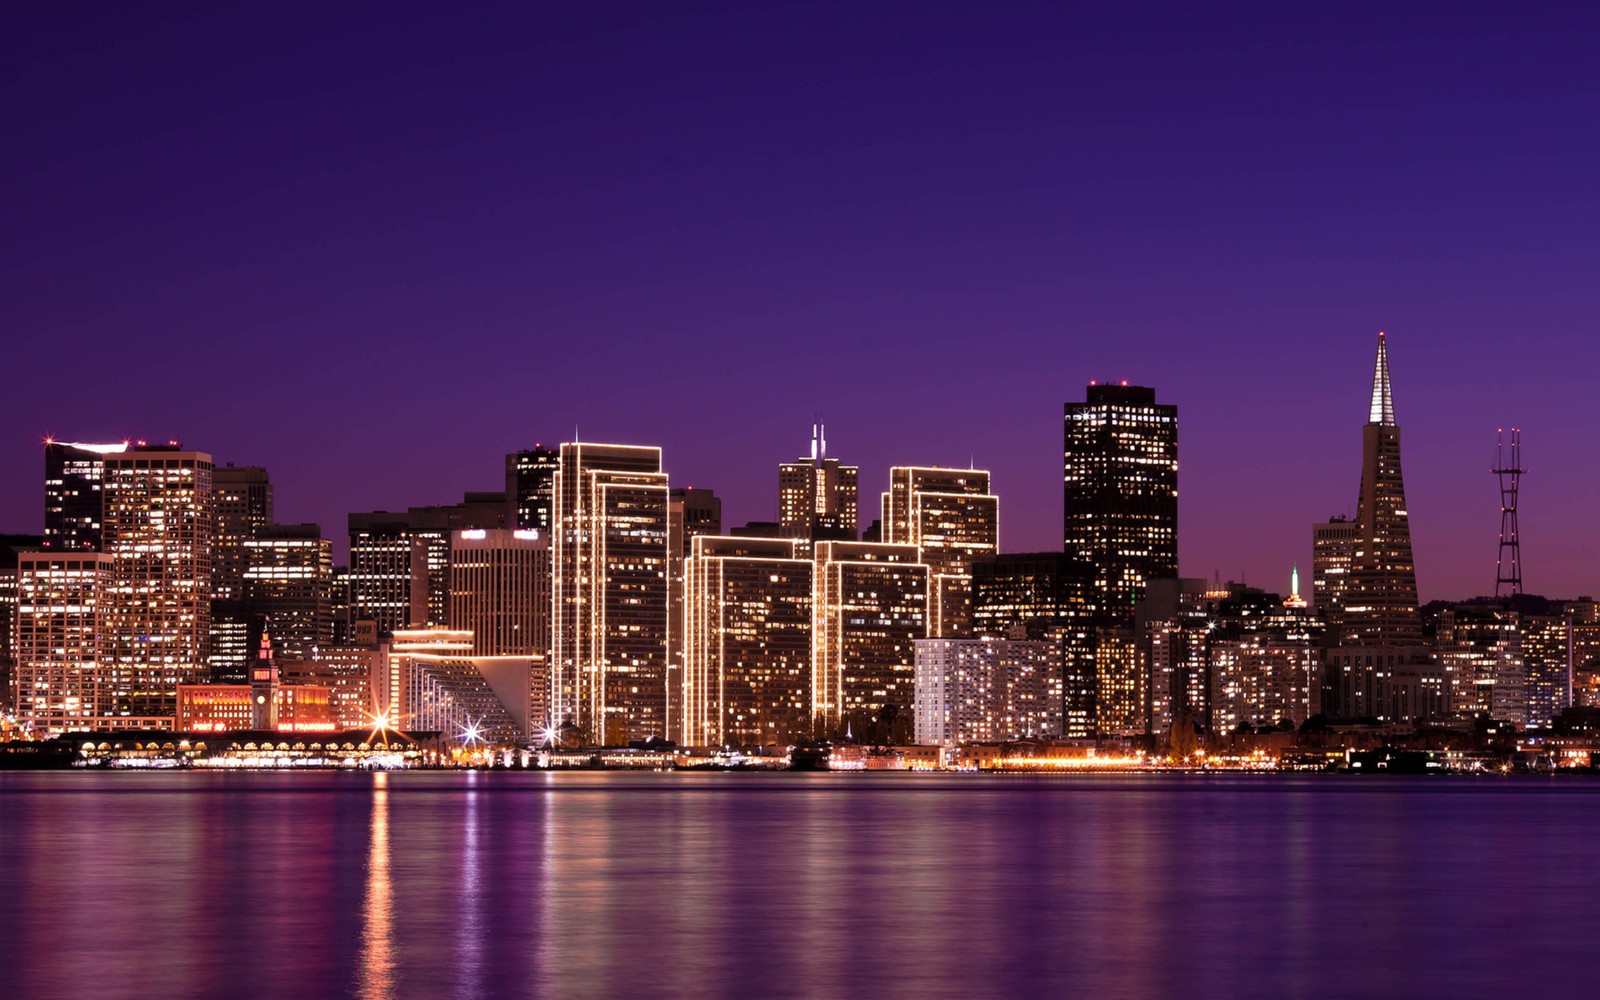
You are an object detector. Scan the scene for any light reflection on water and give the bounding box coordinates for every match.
[2,772,1598,999]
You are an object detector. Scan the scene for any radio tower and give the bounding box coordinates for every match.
[1492,428,1526,599]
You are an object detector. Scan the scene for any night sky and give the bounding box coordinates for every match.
[6,3,1598,600]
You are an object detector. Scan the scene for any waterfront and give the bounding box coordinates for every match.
[2,772,1597,999]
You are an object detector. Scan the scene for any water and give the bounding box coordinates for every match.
[2,771,1596,999]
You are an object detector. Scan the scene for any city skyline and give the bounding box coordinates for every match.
[7,5,1599,602]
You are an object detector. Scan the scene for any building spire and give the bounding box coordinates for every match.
[1368,330,1396,426]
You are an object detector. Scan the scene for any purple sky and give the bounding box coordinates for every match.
[5,3,1598,601]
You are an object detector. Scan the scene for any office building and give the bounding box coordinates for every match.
[449,528,549,657]
[913,637,1058,746]
[667,487,723,740]
[1064,382,1178,736]
[13,552,112,734]
[971,552,1093,737]
[1522,613,1573,728]
[1435,605,1527,727]
[883,466,998,637]
[42,440,127,552]
[811,541,928,737]
[242,524,333,660]
[347,513,428,636]
[212,464,273,601]
[682,536,812,747]
[506,446,560,532]
[1318,334,1440,722]
[779,423,858,541]
[551,443,670,744]
[102,445,215,727]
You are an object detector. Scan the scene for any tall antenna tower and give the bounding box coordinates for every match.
[1492,427,1526,599]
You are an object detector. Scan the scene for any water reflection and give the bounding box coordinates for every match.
[355,771,395,1000]
[4,773,1600,999]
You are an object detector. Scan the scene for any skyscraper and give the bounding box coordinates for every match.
[506,446,560,532]
[102,445,215,726]
[212,465,273,602]
[242,524,333,661]
[13,551,112,733]
[347,513,428,636]
[811,540,928,738]
[971,551,1094,738]
[1063,383,1178,736]
[883,466,998,638]
[1318,334,1442,722]
[550,443,670,744]
[449,528,549,658]
[1340,332,1423,646]
[42,440,128,551]
[682,536,813,747]
[779,424,858,541]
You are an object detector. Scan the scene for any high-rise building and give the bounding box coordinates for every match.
[212,465,273,602]
[242,524,333,661]
[329,564,351,645]
[13,552,112,734]
[883,466,998,638]
[811,541,928,737]
[1340,332,1423,646]
[971,552,1094,737]
[506,446,560,532]
[1318,334,1441,723]
[102,445,215,727]
[779,424,858,541]
[1435,605,1527,726]
[42,440,128,551]
[667,487,723,740]
[1522,613,1572,728]
[347,513,428,636]
[551,443,670,744]
[682,536,813,747]
[1064,382,1178,736]
[449,528,549,657]
[913,637,1058,747]
[1138,577,1213,738]
[1,535,46,713]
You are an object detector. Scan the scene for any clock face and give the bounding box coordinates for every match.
[257,695,266,705]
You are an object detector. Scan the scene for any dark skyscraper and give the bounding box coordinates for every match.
[506,446,560,533]
[43,440,128,552]
[212,464,273,602]
[1340,332,1423,647]
[971,552,1095,738]
[1064,383,1178,735]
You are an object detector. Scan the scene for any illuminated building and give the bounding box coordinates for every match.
[13,552,111,734]
[506,445,560,532]
[913,637,1058,746]
[1,535,46,713]
[811,541,928,736]
[682,536,812,747]
[212,464,273,601]
[449,528,549,657]
[1339,332,1423,646]
[1064,383,1178,737]
[347,513,428,636]
[668,487,723,738]
[1571,600,1600,708]
[971,552,1092,737]
[1138,578,1212,738]
[176,635,337,734]
[207,601,258,684]
[389,628,529,744]
[241,524,333,660]
[350,494,508,634]
[290,641,388,731]
[1206,582,1323,732]
[42,440,127,552]
[1311,517,1357,621]
[882,466,998,637]
[1435,605,1527,726]
[1319,334,1440,722]
[1521,614,1573,728]
[330,564,351,645]
[550,443,670,744]
[1283,566,1308,609]
[102,445,215,727]
[779,423,858,541]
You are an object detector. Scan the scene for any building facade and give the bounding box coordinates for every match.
[102,446,215,727]
[913,637,1058,746]
[43,440,128,552]
[779,424,859,541]
[13,552,112,733]
[811,541,928,737]
[883,466,998,638]
[550,443,670,744]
